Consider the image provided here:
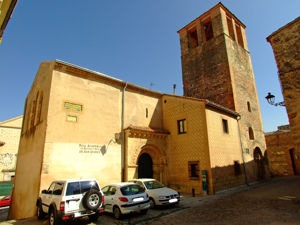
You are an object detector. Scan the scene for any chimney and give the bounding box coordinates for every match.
[173,84,176,95]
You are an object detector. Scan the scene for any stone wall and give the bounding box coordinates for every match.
[265,129,300,176]
[267,17,300,163]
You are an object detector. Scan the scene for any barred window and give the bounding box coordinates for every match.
[177,119,187,134]
[188,161,200,180]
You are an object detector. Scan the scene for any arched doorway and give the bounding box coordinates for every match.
[138,153,153,178]
[253,147,265,180]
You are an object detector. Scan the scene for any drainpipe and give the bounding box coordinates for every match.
[237,115,249,186]
[121,82,128,182]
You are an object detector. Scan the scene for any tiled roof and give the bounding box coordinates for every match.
[125,125,169,135]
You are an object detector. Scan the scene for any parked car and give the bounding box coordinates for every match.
[0,195,11,207]
[101,182,150,219]
[129,178,180,208]
[36,178,104,225]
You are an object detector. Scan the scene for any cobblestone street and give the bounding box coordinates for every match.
[1,176,300,225]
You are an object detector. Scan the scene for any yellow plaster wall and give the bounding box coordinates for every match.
[162,95,211,194]
[10,62,164,219]
[9,62,55,219]
[205,109,245,191]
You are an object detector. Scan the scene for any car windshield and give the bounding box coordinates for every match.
[120,185,145,196]
[144,180,164,190]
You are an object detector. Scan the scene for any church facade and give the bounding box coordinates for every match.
[10,3,267,219]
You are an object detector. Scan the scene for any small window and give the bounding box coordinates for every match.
[101,186,110,195]
[203,19,214,41]
[66,115,77,122]
[249,127,254,140]
[177,119,187,134]
[66,182,81,196]
[146,108,148,118]
[188,161,200,180]
[247,101,251,112]
[235,24,244,47]
[226,16,235,40]
[188,27,198,49]
[222,119,229,134]
[234,161,241,176]
[64,102,82,111]
[53,183,63,195]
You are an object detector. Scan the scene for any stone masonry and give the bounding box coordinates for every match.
[267,16,300,165]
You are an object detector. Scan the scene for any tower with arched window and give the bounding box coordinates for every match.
[177,2,267,182]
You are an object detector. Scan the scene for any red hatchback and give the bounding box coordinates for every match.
[0,195,11,207]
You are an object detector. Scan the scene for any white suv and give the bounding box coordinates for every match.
[36,178,104,225]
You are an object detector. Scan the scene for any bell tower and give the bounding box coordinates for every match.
[178,3,267,182]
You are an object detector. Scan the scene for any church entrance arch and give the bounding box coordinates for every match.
[136,145,166,183]
[138,153,153,178]
[253,147,264,180]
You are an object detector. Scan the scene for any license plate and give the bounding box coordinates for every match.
[133,197,143,202]
[74,212,81,217]
[68,200,79,210]
[169,198,178,203]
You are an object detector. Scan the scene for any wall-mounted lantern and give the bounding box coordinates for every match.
[265,92,285,106]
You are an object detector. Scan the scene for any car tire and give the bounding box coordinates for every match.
[88,213,99,222]
[82,189,102,210]
[49,208,60,225]
[140,209,148,215]
[113,206,122,219]
[37,202,45,220]
[149,198,155,209]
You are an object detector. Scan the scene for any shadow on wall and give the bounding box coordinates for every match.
[212,156,270,193]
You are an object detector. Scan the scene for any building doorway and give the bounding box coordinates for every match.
[254,147,264,180]
[289,149,297,175]
[138,153,153,178]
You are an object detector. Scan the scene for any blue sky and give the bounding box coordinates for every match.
[0,0,299,132]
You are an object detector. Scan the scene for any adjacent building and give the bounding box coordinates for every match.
[0,116,22,182]
[267,16,300,168]
[0,0,18,44]
[265,125,300,176]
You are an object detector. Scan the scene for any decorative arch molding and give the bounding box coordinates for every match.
[135,144,167,183]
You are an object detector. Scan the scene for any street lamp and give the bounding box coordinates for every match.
[265,92,285,106]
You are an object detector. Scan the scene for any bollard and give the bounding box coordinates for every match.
[192,188,195,197]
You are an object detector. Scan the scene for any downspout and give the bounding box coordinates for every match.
[237,115,249,186]
[121,82,128,182]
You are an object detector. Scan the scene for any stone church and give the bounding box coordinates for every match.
[10,3,267,219]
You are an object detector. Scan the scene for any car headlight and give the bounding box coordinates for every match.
[159,195,166,200]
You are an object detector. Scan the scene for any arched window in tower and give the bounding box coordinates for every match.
[248,127,254,140]
[188,27,198,49]
[37,92,43,123]
[247,101,251,112]
[22,98,28,134]
[235,23,244,48]
[30,91,38,129]
[226,15,235,40]
[202,19,214,41]
[34,91,39,126]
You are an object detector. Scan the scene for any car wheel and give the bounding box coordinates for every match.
[82,189,102,210]
[149,198,155,209]
[140,209,148,215]
[37,203,45,220]
[88,214,99,222]
[49,209,60,225]
[113,206,122,219]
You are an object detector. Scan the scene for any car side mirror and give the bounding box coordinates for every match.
[42,190,47,194]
